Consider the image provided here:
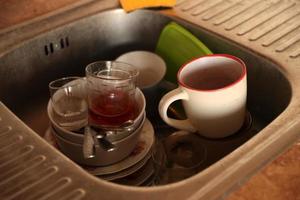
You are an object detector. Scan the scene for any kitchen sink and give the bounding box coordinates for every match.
[0,8,291,142]
[0,2,299,200]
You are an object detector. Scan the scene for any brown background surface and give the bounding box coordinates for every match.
[0,0,81,29]
[0,0,299,199]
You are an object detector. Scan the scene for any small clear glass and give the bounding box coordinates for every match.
[49,77,88,131]
[151,131,207,185]
[85,61,139,129]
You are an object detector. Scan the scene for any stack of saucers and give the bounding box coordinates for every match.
[45,117,155,186]
[46,87,156,186]
[82,119,155,186]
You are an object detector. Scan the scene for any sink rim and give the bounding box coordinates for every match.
[1,3,300,200]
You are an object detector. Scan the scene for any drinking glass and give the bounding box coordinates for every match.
[85,61,139,129]
[151,131,207,185]
[49,77,88,131]
[151,138,169,185]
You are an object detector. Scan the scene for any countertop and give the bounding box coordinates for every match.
[1,0,300,199]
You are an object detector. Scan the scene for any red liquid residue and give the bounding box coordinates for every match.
[89,90,138,127]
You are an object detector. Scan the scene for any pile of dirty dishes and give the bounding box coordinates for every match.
[47,86,155,186]
[82,119,155,186]
[45,116,155,186]
[48,87,146,163]
[46,61,156,185]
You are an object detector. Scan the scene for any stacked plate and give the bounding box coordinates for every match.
[45,118,155,186]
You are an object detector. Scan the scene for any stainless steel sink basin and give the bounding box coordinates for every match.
[0,1,299,199]
[0,8,292,138]
[0,7,292,169]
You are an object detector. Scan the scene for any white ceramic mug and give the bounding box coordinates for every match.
[159,54,247,138]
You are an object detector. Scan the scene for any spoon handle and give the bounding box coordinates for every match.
[96,136,117,152]
[90,127,117,152]
[83,126,95,159]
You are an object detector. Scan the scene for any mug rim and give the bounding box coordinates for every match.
[177,54,247,92]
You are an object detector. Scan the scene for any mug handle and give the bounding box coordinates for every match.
[158,88,197,132]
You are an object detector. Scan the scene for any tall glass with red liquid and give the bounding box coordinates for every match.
[85,61,139,130]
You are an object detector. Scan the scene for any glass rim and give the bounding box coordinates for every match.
[49,76,83,90]
[85,61,139,81]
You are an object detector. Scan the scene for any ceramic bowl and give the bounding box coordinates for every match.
[48,88,146,144]
[116,51,166,89]
[116,51,166,116]
[51,113,146,166]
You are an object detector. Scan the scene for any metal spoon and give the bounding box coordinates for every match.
[90,127,116,152]
[83,126,116,159]
[103,120,135,140]
[83,126,95,159]
[105,120,134,132]
[82,119,136,158]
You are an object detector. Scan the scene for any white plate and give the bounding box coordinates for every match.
[116,51,166,89]
[113,158,154,186]
[99,151,151,181]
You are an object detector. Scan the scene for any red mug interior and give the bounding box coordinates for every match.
[178,54,246,91]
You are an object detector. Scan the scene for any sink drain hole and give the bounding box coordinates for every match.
[44,37,69,55]
[49,43,54,53]
[65,37,69,47]
[60,38,65,48]
[60,37,69,49]
[44,45,49,55]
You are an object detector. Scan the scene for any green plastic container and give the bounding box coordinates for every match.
[155,22,212,83]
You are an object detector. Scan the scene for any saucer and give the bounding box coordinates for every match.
[116,51,166,89]
[44,119,154,176]
[44,119,154,177]
[99,151,151,181]
[79,119,154,176]
[113,158,154,186]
